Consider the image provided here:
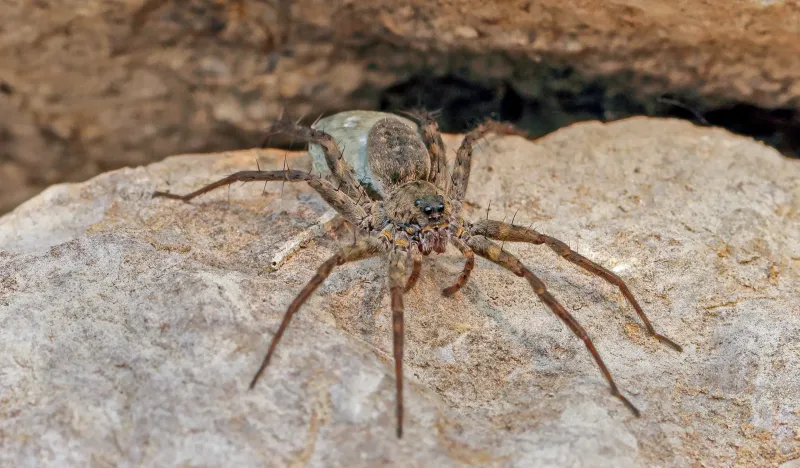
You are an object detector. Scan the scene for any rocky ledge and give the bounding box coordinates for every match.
[1,116,798,466]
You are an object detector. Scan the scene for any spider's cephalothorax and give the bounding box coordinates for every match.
[381,180,452,255]
[153,111,682,438]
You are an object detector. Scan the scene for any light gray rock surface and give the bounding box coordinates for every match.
[1,115,798,466]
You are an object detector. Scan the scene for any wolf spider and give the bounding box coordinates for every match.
[153,112,682,438]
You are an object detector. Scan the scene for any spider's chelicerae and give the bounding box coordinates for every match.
[153,111,682,438]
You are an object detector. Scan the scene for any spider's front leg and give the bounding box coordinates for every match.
[152,169,369,228]
[470,219,682,352]
[379,226,413,437]
[249,237,387,388]
[387,247,408,438]
[442,236,475,296]
[466,235,641,416]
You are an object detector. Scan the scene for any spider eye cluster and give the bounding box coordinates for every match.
[415,198,445,216]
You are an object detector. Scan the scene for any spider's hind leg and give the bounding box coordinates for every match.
[249,237,387,388]
[467,235,641,416]
[153,169,369,228]
[153,169,374,268]
[470,219,682,352]
[261,118,372,207]
[402,109,448,189]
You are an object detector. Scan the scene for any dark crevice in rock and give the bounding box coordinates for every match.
[378,73,800,159]
[5,0,799,217]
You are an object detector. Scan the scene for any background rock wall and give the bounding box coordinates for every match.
[2,0,800,214]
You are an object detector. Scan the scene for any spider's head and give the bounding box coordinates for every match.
[412,193,451,254]
[385,181,452,255]
[388,182,450,224]
[414,195,448,225]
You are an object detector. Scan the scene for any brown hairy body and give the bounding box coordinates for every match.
[153,111,682,438]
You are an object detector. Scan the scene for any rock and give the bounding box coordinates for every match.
[1,115,799,466]
[4,0,800,214]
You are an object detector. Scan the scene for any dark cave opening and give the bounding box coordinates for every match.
[378,75,800,159]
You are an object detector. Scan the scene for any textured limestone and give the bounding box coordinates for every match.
[1,115,799,466]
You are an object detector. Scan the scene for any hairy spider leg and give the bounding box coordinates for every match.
[260,119,373,207]
[448,121,530,201]
[388,248,408,438]
[467,235,641,417]
[402,109,449,189]
[442,236,475,296]
[404,248,423,292]
[249,237,387,388]
[471,219,683,352]
[152,169,368,226]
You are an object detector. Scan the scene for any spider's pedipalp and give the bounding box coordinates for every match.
[249,237,386,389]
[388,248,408,438]
[442,236,474,296]
[153,169,369,228]
[467,235,641,417]
[404,249,423,292]
[470,219,682,352]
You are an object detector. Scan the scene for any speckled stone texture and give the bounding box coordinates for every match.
[1,115,798,466]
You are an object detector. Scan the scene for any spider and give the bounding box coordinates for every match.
[153,111,683,438]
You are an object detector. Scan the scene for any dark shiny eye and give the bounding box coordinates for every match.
[414,199,421,206]
[423,206,432,214]
[437,204,445,212]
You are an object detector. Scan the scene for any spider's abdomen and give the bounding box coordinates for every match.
[308,111,424,199]
[367,118,430,191]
